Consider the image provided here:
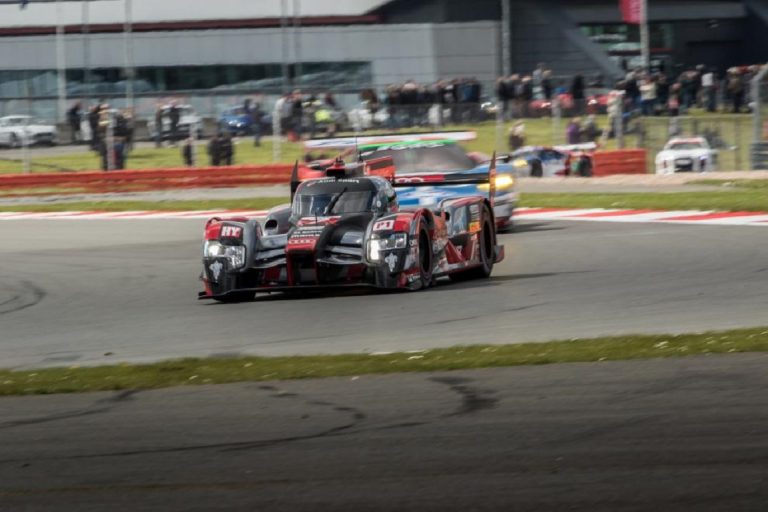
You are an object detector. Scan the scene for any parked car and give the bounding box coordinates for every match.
[148,104,202,141]
[655,137,718,174]
[0,115,57,148]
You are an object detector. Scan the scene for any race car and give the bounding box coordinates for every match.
[199,157,504,302]
[303,131,518,231]
[655,137,718,174]
[510,143,596,177]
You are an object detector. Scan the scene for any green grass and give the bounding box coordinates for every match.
[520,191,768,212]
[689,179,768,190]
[4,188,766,213]
[0,197,288,213]
[1,327,766,396]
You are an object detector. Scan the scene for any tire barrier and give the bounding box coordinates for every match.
[591,149,648,176]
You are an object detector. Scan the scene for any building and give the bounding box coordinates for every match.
[0,0,766,119]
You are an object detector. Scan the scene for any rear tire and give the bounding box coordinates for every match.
[415,226,433,290]
[451,206,495,281]
[530,159,543,177]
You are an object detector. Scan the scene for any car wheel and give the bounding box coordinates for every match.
[415,226,433,290]
[9,133,21,149]
[451,205,495,281]
[530,159,543,177]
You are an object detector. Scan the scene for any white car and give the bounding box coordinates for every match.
[655,137,717,174]
[148,104,202,141]
[0,115,57,148]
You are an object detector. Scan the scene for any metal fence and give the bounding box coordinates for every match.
[633,115,751,172]
[752,65,768,170]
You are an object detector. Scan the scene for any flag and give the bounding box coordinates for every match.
[19,0,29,9]
[620,0,643,25]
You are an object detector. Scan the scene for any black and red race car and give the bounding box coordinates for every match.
[199,157,504,302]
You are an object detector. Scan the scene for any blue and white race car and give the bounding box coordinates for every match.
[304,132,517,231]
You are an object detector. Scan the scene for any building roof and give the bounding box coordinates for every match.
[0,0,392,28]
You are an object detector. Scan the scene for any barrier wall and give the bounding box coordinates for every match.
[0,165,294,194]
[590,150,648,176]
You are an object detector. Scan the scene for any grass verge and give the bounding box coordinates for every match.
[3,188,768,213]
[520,191,768,212]
[1,327,767,396]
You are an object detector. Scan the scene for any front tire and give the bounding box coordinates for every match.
[451,206,495,281]
[415,226,433,290]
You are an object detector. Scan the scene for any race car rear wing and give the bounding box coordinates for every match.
[392,152,498,206]
[302,130,477,151]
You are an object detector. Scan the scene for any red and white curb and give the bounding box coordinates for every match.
[515,208,768,226]
[2,207,768,227]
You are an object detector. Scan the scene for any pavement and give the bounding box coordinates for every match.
[2,354,767,511]
[2,218,768,369]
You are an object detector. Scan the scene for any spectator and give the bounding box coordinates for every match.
[701,68,717,112]
[508,122,526,151]
[182,137,195,167]
[582,115,601,143]
[668,83,682,117]
[289,90,304,141]
[639,77,657,116]
[566,118,582,144]
[570,74,585,115]
[542,70,554,101]
[727,69,745,113]
[88,104,101,150]
[207,132,222,166]
[154,104,164,147]
[221,133,234,166]
[168,102,180,145]
[67,102,82,144]
[250,100,264,147]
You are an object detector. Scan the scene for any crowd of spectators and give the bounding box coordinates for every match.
[67,101,134,170]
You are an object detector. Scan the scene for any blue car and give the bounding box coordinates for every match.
[304,132,517,231]
[219,107,253,136]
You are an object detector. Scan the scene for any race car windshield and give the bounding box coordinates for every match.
[360,142,475,174]
[667,142,705,150]
[293,190,374,217]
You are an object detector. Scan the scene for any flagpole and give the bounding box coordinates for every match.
[123,0,134,111]
[640,0,649,70]
[55,0,67,123]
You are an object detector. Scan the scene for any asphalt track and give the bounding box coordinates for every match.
[2,218,768,369]
[2,355,767,511]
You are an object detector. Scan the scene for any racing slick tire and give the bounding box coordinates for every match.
[530,159,543,178]
[451,206,495,281]
[415,225,434,290]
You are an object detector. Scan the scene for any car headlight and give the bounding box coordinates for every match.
[368,233,408,262]
[204,241,246,269]
[479,174,516,192]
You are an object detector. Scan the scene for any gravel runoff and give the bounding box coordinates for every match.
[1,171,767,207]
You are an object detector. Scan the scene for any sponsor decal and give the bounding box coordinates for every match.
[209,261,223,282]
[221,226,243,238]
[373,219,395,231]
[469,221,481,233]
[288,238,319,246]
[385,252,398,272]
[395,177,426,184]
